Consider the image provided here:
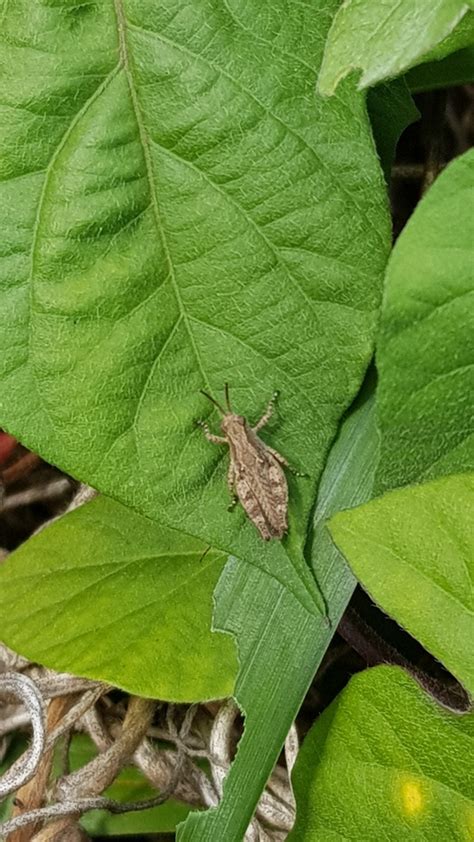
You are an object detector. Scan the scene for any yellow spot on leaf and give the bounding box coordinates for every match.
[463,804,474,840]
[396,775,425,819]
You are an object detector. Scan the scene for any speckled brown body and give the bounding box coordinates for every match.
[222,415,288,540]
[198,388,290,541]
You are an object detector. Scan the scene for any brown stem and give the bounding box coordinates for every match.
[32,824,90,842]
[391,163,425,181]
[9,695,77,842]
[44,697,155,840]
[339,604,470,712]
[2,454,42,487]
[59,696,156,799]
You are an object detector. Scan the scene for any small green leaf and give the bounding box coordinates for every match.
[289,666,474,842]
[330,473,474,697]
[318,0,471,94]
[179,385,380,841]
[0,497,237,702]
[0,0,389,616]
[376,149,474,493]
[417,9,474,63]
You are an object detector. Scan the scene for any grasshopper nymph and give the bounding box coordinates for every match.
[197,384,302,541]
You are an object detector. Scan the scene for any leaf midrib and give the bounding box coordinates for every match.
[113,0,209,390]
[116,5,382,400]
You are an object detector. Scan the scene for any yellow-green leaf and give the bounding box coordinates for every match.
[0,497,237,702]
[330,474,474,696]
[376,149,474,493]
[289,666,474,841]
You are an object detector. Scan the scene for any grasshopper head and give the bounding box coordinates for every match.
[220,414,246,436]
[200,383,241,433]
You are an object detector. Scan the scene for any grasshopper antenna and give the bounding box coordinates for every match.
[198,545,212,564]
[224,382,232,413]
[200,389,226,415]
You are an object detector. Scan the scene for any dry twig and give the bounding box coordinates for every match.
[0,674,45,801]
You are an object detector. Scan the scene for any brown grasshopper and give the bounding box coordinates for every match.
[197,384,303,541]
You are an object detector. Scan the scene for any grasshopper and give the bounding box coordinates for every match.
[197,384,302,541]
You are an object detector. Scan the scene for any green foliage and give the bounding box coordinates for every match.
[180,388,379,841]
[376,149,474,493]
[0,2,472,840]
[318,0,473,94]
[0,498,237,701]
[0,0,389,615]
[330,473,474,696]
[289,666,474,841]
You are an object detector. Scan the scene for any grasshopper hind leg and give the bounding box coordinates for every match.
[266,444,308,477]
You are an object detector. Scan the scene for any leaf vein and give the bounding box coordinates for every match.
[27,63,122,425]
[127,20,385,249]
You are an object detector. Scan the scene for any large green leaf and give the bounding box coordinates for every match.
[0,497,237,702]
[376,149,474,494]
[179,386,380,841]
[0,0,389,614]
[318,0,473,94]
[330,473,474,697]
[289,666,474,841]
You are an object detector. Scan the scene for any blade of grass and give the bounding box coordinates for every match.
[179,383,379,841]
